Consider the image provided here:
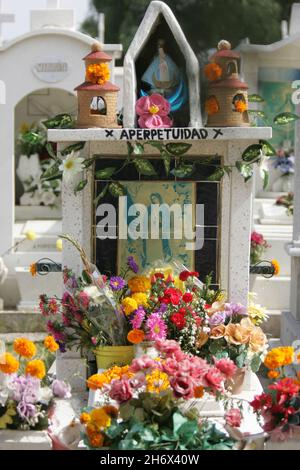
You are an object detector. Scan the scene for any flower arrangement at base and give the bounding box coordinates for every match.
[0,336,70,431]
[135,94,173,129]
[81,340,236,450]
[250,231,270,265]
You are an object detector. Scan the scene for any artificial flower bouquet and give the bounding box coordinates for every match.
[250,231,270,265]
[250,345,300,442]
[0,336,70,431]
[81,340,238,450]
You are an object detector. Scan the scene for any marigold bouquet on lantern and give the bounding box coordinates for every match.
[81,340,237,450]
[0,336,71,430]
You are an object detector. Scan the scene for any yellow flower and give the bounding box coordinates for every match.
[56,239,63,251]
[131,292,148,307]
[86,63,110,85]
[0,403,16,429]
[25,359,46,379]
[25,230,37,241]
[128,276,151,293]
[248,295,269,326]
[263,347,294,370]
[280,346,294,365]
[268,370,280,379]
[121,297,138,315]
[90,408,111,429]
[29,263,37,277]
[271,260,280,276]
[146,369,170,393]
[0,353,19,375]
[80,412,91,424]
[13,338,36,358]
[44,335,59,353]
[87,373,108,390]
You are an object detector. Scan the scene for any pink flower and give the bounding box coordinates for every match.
[109,379,133,403]
[91,337,97,346]
[129,372,146,390]
[189,356,210,379]
[225,408,242,428]
[136,94,173,129]
[214,358,237,379]
[146,313,167,341]
[129,355,159,373]
[77,291,90,309]
[130,307,145,329]
[204,367,225,391]
[162,358,179,376]
[155,339,181,358]
[170,374,194,400]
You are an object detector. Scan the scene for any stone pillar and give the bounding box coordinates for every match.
[56,142,92,391]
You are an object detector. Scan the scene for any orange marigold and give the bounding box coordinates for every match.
[25,359,46,379]
[204,62,222,81]
[128,276,151,293]
[271,260,280,276]
[29,263,37,277]
[80,412,91,424]
[44,335,59,353]
[87,373,108,390]
[14,337,36,358]
[0,352,19,374]
[89,432,104,448]
[268,370,280,380]
[86,63,110,85]
[102,405,118,418]
[234,100,247,113]
[194,386,204,398]
[127,329,145,344]
[205,96,219,115]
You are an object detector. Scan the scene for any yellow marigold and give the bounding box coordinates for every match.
[29,263,37,277]
[86,63,110,85]
[80,412,91,424]
[205,96,219,115]
[87,373,108,390]
[194,386,204,399]
[121,297,138,315]
[25,359,46,379]
[234,100,247,113]
[268,370,280,379]
[146,369,170,393]
[264,348,286,370]
[13,337,36,358]
[271,260,280,276]
[90,408,111,429]
[127,329,145,344]
[131,292,148,307]
[86,422,98,437]
[102,405,118,418]
[279,346,294,365]
[89,432,104,448]
[128,276,151,293]
[44,335,59,353]
[0,352,19,374]
[204,62,222,81]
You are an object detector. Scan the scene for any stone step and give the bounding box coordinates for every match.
[250,275,290,310]
[0,310,46,334]
[262,309,282,338]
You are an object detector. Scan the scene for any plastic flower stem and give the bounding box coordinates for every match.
[1,238,27,258]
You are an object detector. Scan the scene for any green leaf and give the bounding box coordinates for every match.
[206,167,225,181]
[147,141,165,151]
[133,159,157,176]
[95,167,116,179]
[250,354,262,373]
[105,421,124,439]
[261,168,269,191]
[109,182,127,197]
[248,110,267,120]
[60,142,86,156]
[242,144,262,163]
[235,161,254,182]
[94,183,109,206]
[127,142,144,155]
[273,112,300,125]
[83,156,97,168]
[235,351,247,368]
[45,142,57,159]
[248,94,264,103]
[171,164,194,178]
[173,412,188,434]
[259,140,276,156]
[41,160,61,181]
[166,143,192,156]
[74,179,88,195]
[209,340,222,355]
[161,150,171,176]
[42,113,74,129]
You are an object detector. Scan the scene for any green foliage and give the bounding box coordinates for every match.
[273,112,300,125]
[133,158,157,176]
[17,126,46,156]
[42,113,74,129]
[60,142,86,156]
[74,179,88,195]
[235,161,254,182]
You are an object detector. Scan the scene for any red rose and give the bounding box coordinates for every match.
[182,292,193,303]
[178,307,187,315]
[160,287,182,305]
[170,313,186,330]
[179,271,199,281]
[204,303,212,310]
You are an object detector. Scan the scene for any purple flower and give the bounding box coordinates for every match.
[51,379,71,399]
[225,303,247,317]
[109,276,126,291]
[17,401,37,422]
[8,376,40,404]
[130,307,145,329]
[58,341,66,353]
[209,311,226,326]
[127,256,139,273]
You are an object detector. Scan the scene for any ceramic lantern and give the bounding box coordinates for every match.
[75,42,120,128]
[205,40,249,127]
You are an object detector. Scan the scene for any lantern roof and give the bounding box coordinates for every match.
[75,81,119,92]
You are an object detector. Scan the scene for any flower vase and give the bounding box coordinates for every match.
[226,367,246,394]
[272,173,294,192]
[134,341,158,359]
[94,345,134,370]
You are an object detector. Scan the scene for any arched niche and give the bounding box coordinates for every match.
[14,87,77,218]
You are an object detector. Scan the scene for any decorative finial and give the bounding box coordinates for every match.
[217,40,231,51]
[91,42,102,53]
